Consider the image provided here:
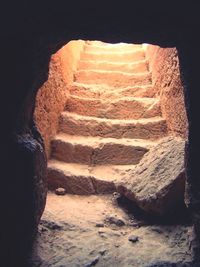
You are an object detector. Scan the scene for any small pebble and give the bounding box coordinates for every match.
[95,223,104,228]
[105,216,125,227]
[55,187,66,196]
[128,235,139,243]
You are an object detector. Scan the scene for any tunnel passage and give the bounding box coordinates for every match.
[32,40,192,266]
[34,40,188,196]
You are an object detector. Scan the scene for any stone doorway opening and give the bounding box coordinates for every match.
[32,40,191,266]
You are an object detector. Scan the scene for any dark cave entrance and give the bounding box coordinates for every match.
[2,3,200,267]
[31,40,192,266]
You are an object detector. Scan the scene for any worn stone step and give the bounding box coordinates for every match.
[59,112,168,140]
[51,134,153,165]
[65,95,161,119]
[47,160,135,194]
[84,42,142,53]
[69,83,156,99]
[78,60,148,73]
[74,70,151,87]
[81,50,145,62]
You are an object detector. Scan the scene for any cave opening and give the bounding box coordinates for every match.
[32,40,192,266]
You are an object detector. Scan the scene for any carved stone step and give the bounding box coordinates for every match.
[65,95,161,119]
[47,160,135,194]
[78,59,148,73]
[74,70,151,87]
[84,42,143,53]
[59,112,168,140]
[51,134,154,165]
[81,50,145,62]
[69,83,156,99]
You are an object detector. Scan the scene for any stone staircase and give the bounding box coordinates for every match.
[47,41,168,195]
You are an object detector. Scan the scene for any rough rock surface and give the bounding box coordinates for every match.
[146,46,188,139]
[60,112,167,140]
[34,41,85,158]
[81,49,145,62]
[65,95,161,119]
[47,42,169,196]
[51,134,152,165]
[75,69,152,87]
[30,193,192,267]
[117,137,186,216]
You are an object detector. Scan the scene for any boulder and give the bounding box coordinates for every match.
[117,137,186,216]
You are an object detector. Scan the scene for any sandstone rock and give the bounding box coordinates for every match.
[74,69,151,87]
[78,59,148,73]
[117,137,186,216]
[60,111,168,140]
[47,160,117,195]
[65,95,161,119]
[81,50,145,62]
[69,83,155,99]
[51,133,151,165]
[84,42,142,53]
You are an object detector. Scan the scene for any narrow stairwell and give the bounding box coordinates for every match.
[47,41,168,194]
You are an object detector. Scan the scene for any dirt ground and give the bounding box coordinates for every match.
[31,193,193,267]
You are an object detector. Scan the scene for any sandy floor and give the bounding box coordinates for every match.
[31,193,193,267]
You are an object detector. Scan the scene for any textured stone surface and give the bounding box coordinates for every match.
[60,112,168,140]
[47,160,117,194]
[146,46,188,138]
[51,134,152,165]
[65,95,161,119]
[30,193,192,266]
[117,137,186,216]
[78,59,148,73]
[81,49,145,62]
[34,55,68,158]
[74,70,152,87]
[84,42,142,52]
[34,41,85,158]
[70,83,155,99]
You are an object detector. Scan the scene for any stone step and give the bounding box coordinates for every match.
[51,134,154,165]
[81,50,145,62]
[65,95,161,119]
[69,83,156,99]
[78,59,148,73]
[82,45,145,57]
[47,160,135,194]
[74,70,152,87]
[59,112,168,140]
[84,42,142,53]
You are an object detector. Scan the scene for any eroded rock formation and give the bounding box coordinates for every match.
[46,42,168,196]
[117,137,186,216]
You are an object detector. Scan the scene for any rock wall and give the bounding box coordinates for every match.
[34,40,85,158]
[146,45,188,139]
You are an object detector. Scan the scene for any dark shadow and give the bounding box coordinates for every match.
[117,195,192,226]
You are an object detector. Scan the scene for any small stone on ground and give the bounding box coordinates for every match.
[55,187,66,195]
[128,235,139,243]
